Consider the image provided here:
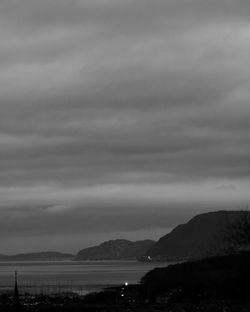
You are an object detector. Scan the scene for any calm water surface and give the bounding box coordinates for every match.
[0,261,173,294]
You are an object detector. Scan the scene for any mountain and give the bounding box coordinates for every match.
[145,211,249,261]
[74,239,155,260]
[0,251,74,261]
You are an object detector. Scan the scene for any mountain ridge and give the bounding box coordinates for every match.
[1,210,248,262]
[0,251,74,261]
[145,210,249,261]
[74,239,155,260]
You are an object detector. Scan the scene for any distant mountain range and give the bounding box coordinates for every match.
[1,211,247,262]
[0,240,155,261]
[74,239,155,260]
[0,251,74,261]
[145,210,248,261]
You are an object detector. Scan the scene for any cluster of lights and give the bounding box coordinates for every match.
[120,282,128,297]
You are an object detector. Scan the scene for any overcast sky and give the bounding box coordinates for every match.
[1,0,250,254]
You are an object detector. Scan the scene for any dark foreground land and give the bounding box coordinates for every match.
[1,251,250,312]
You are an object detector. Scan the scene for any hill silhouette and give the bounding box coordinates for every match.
[74,239,155,260]
[0,251,74,261]
[145,210,250,260]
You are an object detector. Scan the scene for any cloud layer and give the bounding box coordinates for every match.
[0,0,250,253]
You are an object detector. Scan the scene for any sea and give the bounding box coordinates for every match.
[0,260,173,295]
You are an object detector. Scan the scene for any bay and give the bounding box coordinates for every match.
[0,260,173,295]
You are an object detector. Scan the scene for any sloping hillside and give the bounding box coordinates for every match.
[75,239,155,260]
[145,211,249,260]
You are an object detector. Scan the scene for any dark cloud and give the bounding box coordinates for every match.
[0,0,250,252]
